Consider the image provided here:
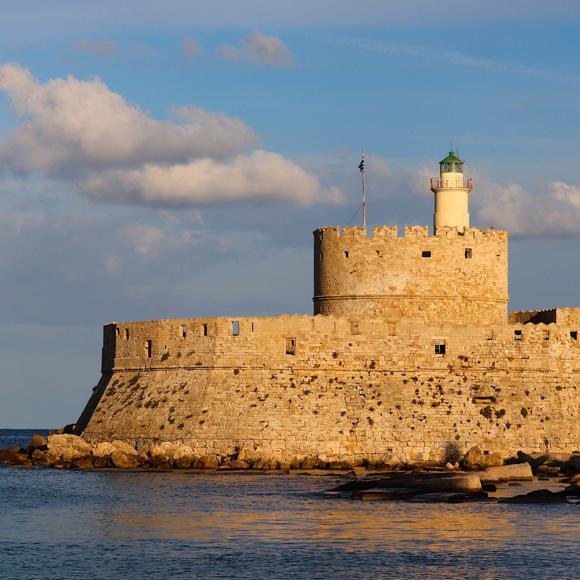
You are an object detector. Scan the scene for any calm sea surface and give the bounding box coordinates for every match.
[1,429,579,579]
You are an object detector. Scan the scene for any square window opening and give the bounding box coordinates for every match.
[571,331,578,341]
[465,248,473,259]
[434,341,446,356]
[344,251,349,258]
[232,320,240,336]
[514,330,523,340]
[145,340,152,359]
[180,324,187,338]
[285,337,296,355]
[422,250,432,258]
[543,330,550,341]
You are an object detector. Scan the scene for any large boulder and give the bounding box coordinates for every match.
[110,451,140,469]
[111,440,139,457]
[480,463,533,483]
[27,435,48,453]
[47,434,92,464]
[565,454,580,474]
[91,442,116,468]
[462,446,503,470]
[419,474,482,493]
[31,449,51,466]
[71,455,94,469]
[194,454,219,469]
[92,442,116,458]
[0,447,29,465]
[148,442,196,468]
[515,451,580,474]
[499,489,568,504]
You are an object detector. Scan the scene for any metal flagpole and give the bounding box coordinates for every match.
[360,148,366,228]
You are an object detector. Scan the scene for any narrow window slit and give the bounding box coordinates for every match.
[285,338,296,355]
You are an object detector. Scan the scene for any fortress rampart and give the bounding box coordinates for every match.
[77,314,580,465]
[75,152,580,466]
[313,226,508,325]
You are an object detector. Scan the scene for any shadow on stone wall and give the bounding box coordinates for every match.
[444,441,462,463]
[74,372,114,436]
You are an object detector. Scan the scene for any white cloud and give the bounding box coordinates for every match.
[221,32,294,67]
[0,63,256,174]
[475,180,580,237]
[181,37,200,62]
[74,40,117,57]
[81,150,343,207]
[551,181,580,208]
[0,64,341,209]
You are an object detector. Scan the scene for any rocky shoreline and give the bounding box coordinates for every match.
[0,436,577,471]
[0,434,579,474]
[1,434,579,504]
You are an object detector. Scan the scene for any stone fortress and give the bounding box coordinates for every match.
[76,152,580,467]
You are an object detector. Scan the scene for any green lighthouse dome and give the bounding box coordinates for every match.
[439,151,464,173]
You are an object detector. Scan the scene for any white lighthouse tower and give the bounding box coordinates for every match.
[430,151,473,234]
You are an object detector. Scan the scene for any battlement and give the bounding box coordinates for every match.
[510,307,580,326]
[101,314,580,375]
[313,225,508,241]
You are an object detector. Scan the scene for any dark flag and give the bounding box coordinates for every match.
[358,155,365,173]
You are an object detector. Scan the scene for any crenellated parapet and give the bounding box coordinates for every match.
[313,224,509,325]
[510,307,580,327]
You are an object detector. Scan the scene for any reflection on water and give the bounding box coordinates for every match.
[1,432,579,579]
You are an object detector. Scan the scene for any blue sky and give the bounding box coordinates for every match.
[1,0,579,427]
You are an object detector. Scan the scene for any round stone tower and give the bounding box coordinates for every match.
[313,153,508,325]
[430,151,473,234]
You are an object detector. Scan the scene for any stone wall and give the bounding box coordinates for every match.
[78,315,580,465]
[510,308,580,329]
[313,225,509,325]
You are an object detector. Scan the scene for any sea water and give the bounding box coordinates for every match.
[1,430,578,579]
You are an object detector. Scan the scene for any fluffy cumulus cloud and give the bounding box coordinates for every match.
[81,150,341,206]
[475,180,580,238]
[0,63,256,173]
[0,63,338,207]
[221,32,294,67]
